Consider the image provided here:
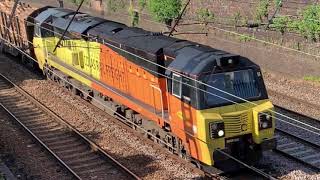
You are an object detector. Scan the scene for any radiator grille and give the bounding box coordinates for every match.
[222,112,251,136]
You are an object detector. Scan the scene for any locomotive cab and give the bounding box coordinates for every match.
[166,45,276,166]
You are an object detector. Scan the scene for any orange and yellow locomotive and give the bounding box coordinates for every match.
[24,6,276,167]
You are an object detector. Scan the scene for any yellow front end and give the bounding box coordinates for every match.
[195,99,275,166]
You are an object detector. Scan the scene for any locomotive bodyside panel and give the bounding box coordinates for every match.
[100,44,167,112]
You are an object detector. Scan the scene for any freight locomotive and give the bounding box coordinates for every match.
[7,6,276,168]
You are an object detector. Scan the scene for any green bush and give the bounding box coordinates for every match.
[270,16,292,35]
[238,34,255,42]
[147,0,182,24]
[274,0,282,8]
[232,11,242,27]
[138,0,147,10]
[304,76,320,83]
[295,5,320,41]
[196,8,214,24]
[129,3,139,27]
[254,0,270,23]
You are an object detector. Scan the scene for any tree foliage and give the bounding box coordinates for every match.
[274,0,282,8]
[295,5,320,41]
[138,0,147,10]
[270,16,291,35]
[254,0,270,23]
[196,8,214,24]
[128,2,139,27]
[268,5,320,42]
[147,0,182,24]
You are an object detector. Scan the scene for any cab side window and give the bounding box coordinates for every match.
[172,74,182,98]
[34,23,41,37]
[182,77,191,103]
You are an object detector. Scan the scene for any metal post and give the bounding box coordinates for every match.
[0,0,20,52]
[265,0,282,29]
[168,0,190,37]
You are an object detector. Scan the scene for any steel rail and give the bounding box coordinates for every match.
[0,73,140,180]
[216,150,277,180]
[1,7,318,177]
[0,11,317,138]
[274,106,320,172]
[274,130,320,172]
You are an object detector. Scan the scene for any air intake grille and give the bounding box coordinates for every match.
[222,112,251,137]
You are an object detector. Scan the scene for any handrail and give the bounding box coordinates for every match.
[150,84,165,119]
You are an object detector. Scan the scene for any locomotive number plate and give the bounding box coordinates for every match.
[226,138,240,143]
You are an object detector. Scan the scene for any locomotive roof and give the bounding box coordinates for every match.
[88,24,180,55]
[35,7,106,34]
[35,8,73,24]
[32,7,259,76]
[51,14,106,34]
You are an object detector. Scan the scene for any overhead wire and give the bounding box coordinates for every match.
[0,35,281,179]
[2,16,320,137]
[98,9,320,60]
[1,9,320,178]
[0,3,316,176]
[17,0,320,58]
[0,35,178,150]
[4,10,320,131]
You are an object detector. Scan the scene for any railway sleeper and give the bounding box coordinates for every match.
[77,165,116,177]
[10,107,43,114]
[12,109,45,117]
[62,150,93,160]
[0,94,24,101]
[30,125,64,134]
[33,127,67,136]
[39,132,73,142]
[67,154,101,166]
[71,160,110,172]
[0,100,30,107]
[290,149,313,157]
[49,141,84,151]
[46,138,80,147]
[22,116,51,124]
[0,88,17,95]
[1,101,32,108]
[15,112,48,120]
[55,145,90,156]
[4,106,40,113]
[24,120,57,128]
[300,153,320,161]
[311,159,320,165]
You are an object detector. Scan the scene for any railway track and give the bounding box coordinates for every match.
[274,106,320,172]
[0,73,140,180]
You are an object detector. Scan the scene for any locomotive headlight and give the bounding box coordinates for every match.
[262,122,268,129]
[218,130,225,137]
[209,122,225,139]
[259,112,273,130]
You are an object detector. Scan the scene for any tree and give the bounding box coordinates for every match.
[270,16,291,35]
[295,5,320,42]
[147,0,182,26]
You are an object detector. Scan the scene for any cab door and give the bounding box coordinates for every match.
[33,22,46,70]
